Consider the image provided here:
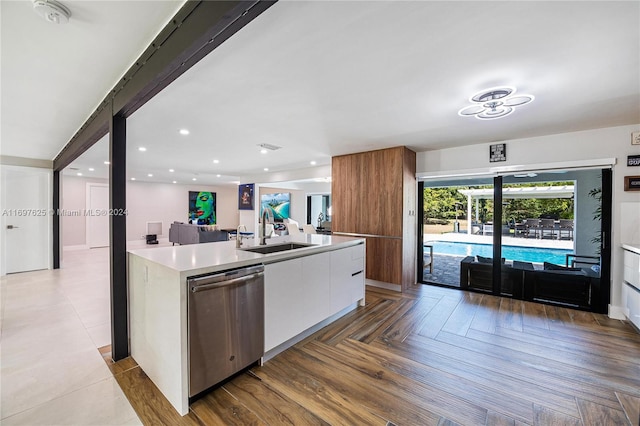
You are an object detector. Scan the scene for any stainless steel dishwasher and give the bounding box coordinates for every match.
[188,264,264,398]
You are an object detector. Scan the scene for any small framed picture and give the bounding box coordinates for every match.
[238,183,254,210]
[490,143,506,162]
[624,176,640,191]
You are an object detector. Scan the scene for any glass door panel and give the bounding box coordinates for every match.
[420,177,494,290]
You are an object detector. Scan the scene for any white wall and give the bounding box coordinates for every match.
[61,176,239,245]
[416,124,640,315]
[61,176,108,247]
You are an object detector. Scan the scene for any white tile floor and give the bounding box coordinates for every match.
[0,247,141,425]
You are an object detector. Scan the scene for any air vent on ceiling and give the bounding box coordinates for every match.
[257,143,282,151]
[68,167,79,171]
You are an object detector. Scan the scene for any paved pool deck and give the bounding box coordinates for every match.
[422,232,574,287]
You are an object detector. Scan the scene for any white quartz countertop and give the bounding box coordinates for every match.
[622,243,640,255]
[128,233,364,274]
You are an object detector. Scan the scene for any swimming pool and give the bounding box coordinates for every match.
[425,241,572,265]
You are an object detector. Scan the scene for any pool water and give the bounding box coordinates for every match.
[425,241,572,265]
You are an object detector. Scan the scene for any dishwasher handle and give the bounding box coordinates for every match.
[190,271,264,293]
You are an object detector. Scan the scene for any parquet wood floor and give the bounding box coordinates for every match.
[102,284,640,425]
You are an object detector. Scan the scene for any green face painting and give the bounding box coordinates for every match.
[195,192,215,224]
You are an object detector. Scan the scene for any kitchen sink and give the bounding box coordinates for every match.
[240,243,316,254]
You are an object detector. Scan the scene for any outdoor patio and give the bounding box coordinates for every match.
[422,231,574,287]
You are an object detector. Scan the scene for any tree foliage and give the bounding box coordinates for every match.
[423,182,574,223]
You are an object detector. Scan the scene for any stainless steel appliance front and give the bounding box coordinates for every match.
[187,264,264,397]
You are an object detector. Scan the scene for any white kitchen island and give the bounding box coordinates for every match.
[128,233,365,415]
[623,243,640,331]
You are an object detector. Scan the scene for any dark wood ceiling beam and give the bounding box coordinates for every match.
[53,0,276,171]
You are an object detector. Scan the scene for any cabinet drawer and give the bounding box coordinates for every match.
[623,250,640,289]
[626,283,640,329]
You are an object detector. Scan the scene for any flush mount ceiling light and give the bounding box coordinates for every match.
[458,86,534,120]
[33,0,71,24]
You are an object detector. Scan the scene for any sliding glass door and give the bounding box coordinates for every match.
[419,177,494,290]
[418,168,611,313]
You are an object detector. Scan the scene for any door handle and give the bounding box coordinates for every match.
[6,225,19,229]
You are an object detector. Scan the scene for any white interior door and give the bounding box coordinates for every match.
[1,166,51,275]
[87,183,109,248]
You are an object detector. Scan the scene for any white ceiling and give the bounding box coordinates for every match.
[3,1,639,186]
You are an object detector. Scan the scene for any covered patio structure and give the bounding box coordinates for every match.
[458,185,575,236]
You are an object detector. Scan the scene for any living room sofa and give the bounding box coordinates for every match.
[168,222,229,245]
[460,255,599,310]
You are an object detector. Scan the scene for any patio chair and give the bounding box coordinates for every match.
[558,219,574,240]
[524,219,540,238]
[514,221,527,237]
[539,218,556,239]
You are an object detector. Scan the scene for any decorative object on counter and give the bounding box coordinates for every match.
[317,212,324,229]
[624,176,640,191]
[238,183,254,210]
[189,191,216,225]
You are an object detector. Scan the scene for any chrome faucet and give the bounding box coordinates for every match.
[260,208,274,245]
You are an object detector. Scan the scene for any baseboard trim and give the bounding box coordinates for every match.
[365,278,401,292]
[608,304,628,320]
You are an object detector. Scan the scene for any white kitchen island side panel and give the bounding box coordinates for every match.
[129,253,189,415]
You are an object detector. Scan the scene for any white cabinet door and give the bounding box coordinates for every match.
[301,252,331,330]
[264,258,303,352]
[626,283,640,329]
[623,250,640,289]
[330,244,365,314]
[264,252,332,352]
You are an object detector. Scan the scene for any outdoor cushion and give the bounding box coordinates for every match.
[543,262,582,272]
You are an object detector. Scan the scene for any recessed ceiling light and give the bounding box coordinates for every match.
[310,161,317,166]
[76,172,82,176]
[213,159,219,164]
[192,178,197,181]
[260,149,268,154]
[88,168,94,171]
[169,169,175,172]
[264,168,269,172]
[138,147,147,152]
[216,174,221,178]
[147,173,153,177]
[172,181,177,184]
[131,178,136,181]
[179,129,190,135]
[104,161,110,165]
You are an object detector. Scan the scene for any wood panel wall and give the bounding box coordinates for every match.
[332,146,416,290]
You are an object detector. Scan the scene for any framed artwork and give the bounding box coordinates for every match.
[489,143,507,162]
[238,183,254,210]
[624,176,640,191]
[188,191,216,224]
[260,192,290,221]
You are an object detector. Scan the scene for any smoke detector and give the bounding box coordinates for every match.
[33,0,71,24]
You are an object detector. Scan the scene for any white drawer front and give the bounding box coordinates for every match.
[623,250,640,289]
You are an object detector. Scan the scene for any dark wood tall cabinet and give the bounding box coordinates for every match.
[332,146,416,290]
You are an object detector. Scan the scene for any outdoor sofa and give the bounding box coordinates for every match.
[460,255,599,310]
